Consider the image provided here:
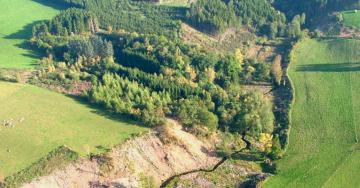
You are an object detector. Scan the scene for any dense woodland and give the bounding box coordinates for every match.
[55,0,184,38]
[187,0,308,38]
[27,0,314,159]
[2,0,360,186]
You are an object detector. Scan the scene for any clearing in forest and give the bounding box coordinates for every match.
[0,82,147,177]
[0,0,63,69]
[158,0,191,7]
[264,38,360,187]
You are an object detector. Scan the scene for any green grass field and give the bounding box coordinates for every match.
[0,0,64,69]
[342,10,360,28]
[264,38,360,187]
[0,82,147,176]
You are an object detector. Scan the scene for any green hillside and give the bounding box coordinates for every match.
[0,0,63,69]
[0,82,146,176]
[342,10,360,28]
[264,38,360,187]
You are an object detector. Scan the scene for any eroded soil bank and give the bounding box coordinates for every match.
[22,120,221,187]
[22,119,266,188]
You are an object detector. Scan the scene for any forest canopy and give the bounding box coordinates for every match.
[28,0,289,150]
[186,0,307,38]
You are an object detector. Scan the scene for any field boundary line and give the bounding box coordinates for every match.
[347,40,359,143]
[350,68,359,143]
[281,39,302,152]
[279,39,318,186]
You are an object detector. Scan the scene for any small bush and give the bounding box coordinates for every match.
[216,131,246,157]
[57,72,66,81]
[92,153,114,175]
[139,173,157,188]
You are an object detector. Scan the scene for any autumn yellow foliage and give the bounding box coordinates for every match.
[259,133,273,151]
[235,48,244,67]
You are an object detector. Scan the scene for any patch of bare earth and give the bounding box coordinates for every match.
[32,80,92,96]
[246,44,276,63]
[180,23,255,53]
[181,23,218,51]
[172,160,262,188]
[22,119,221,188]
[0,69,33,83]
[242,84,273,94]
[339,26,360,38]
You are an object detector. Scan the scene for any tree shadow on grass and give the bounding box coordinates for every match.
[4,20,48,66]
[16,38,45,58]
[31,0,71,10]
[5,21,43,40]
[296,63,360,72]
[66,94,147,128]
[20,52,41,59]
[2,0,70,65]
[5,0,71,39]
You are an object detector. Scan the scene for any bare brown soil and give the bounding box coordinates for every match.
[180,23,255,53]
[246,44,276,63]
[339,26,360,38]
[22,119,220,188]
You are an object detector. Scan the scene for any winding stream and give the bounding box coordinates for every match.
[160,134,251,188]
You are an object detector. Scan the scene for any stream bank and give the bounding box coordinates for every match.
[160,135,269,188]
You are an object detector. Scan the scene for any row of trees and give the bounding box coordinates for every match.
[33,8,98,37]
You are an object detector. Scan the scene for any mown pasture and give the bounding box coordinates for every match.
[342,10,360,29]
[0,0,64,69]
[0,82,147,177]
[264,38,360,187]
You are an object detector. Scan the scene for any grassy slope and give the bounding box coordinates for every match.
[342,11,360,28]
[264,38,360,187]
[0,0,63,69]
[0,82,147,176]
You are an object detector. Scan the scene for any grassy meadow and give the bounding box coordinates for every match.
[0,82,147,177]
[264,38,360,187]
[0,0,148,178]
[342,10,360,28]
[0,0,65,69]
